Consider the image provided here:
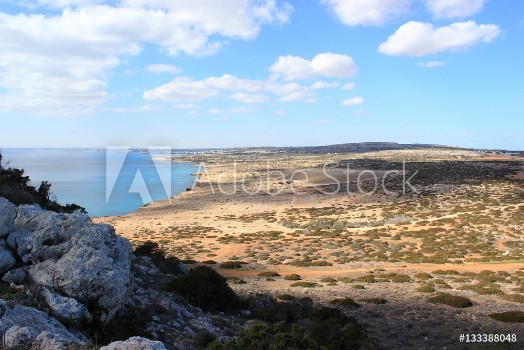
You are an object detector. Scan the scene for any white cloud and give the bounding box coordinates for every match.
[418,60,447,68]
[342,96,364,106]
[0,1,292,114]
[143,77,218,102]
[144,74,314,103]
[311,81,339,89]
[378,21,500,57]
[231,92,269,103]
[146,64,180,74]
[426,0,487,19]
[275,109,286,115]
[105,104,154,113]
[342,82,355,90]
[269,53,357,81]
[321,0,412,26]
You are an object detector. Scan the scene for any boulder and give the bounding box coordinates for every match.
[0,240,16,274]
[0,300,88,349]
[100,336,167,350]
[5,202,132,322]
[2,268,27,284]
[41,287,92,325]
[0,198,16,238]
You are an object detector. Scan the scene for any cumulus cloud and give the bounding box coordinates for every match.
[143,77,218,102]
[378,21,500,56]
[310,81,339,89]
[144,74,313,103]
[418,60,447,68]
[231,92,269,103]
[342,97,364,106]
[426,0,487,19]
[321,0,412,26]
[146,64,180,74]
[0,0,292,114]
[269,53,357,81]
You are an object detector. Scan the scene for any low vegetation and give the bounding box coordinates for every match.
[427,293,473,308]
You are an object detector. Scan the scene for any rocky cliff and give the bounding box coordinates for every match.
[0,197,239,350]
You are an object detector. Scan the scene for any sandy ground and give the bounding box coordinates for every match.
[95,149,524,350]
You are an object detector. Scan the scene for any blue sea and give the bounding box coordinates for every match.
[1,149,198,217]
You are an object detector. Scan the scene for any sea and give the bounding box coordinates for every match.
[1,148,198,217]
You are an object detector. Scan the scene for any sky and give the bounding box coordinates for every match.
[0,0,523,150]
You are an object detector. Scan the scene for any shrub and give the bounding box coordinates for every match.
[501,294,524,303]
[390,274,411,283]
[290,282,318,288]
[416,284,435,293]
[330,297,360,308]
[488,311,524,323]
[414,272,433,280]
[427,293,473,308]
[284,274,302,281]
[209,322,321,350]
[202,260,217,264]
[356,274,376,283]
[352,284,365,289]
[133,241,183,274]
[166,266,243,312]
[219,261,247,269]
[276,294,296,301]
[360,297,387,304]
[258,271,280,277]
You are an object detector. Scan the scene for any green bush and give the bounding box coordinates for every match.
[166,266,243,312]
[414,272,433,280]
[427,293,473,308]
[390,274,411,283]
[330,297,360,308]
[290,282,318,288]
[501,294,524,303]
[209,322,321,350]
[276,294,296,301]
[284,274,302,281]
[416,284,435,293]
[134,241,183,274]
[258,271,280,277]
[219,261,247,269]
[488,311,524,323]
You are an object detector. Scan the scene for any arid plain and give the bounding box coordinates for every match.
[96,147,524,349]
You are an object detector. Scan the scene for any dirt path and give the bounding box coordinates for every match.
[218,262,524,278]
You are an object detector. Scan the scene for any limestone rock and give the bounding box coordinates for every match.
[0,197,16,238]
[0,299,88,349]
[4,202,132,322]
[2,268,27,284]
[100,336,167,350]
[41,287,92,325]
[0,240,16,274]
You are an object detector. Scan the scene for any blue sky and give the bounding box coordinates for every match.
[0,0,523,150]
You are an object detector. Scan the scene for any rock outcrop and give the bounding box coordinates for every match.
[1,200,132,322]
[100,336,168,350]
[0,300,88,349]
